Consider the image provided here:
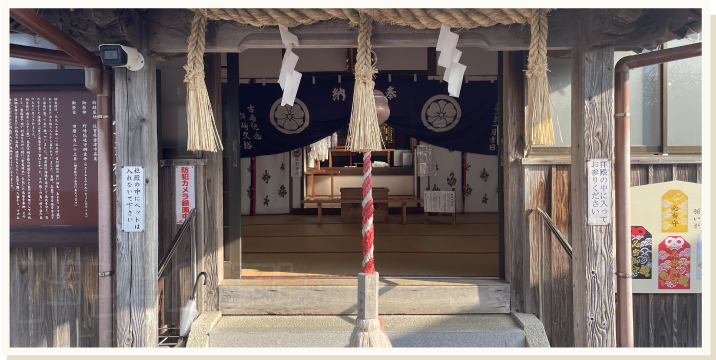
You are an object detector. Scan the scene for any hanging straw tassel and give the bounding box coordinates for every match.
[184,11,223,152]
[346,12,383,153]
[526,9,554,145]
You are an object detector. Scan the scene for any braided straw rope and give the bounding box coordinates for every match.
[526,9,553,145]
[184,11,223,152]
[346,12,382,152]
[196,8,534,29]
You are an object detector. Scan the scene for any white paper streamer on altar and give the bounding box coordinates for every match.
[309,137,330,162]
[436,24,466,98]
[278,24,302,106]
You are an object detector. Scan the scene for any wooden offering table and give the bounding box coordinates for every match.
[340,187,389,223]
[304,169,341,198]
[328,147,395,167]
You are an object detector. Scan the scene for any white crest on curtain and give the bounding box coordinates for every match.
[421,95,462,133]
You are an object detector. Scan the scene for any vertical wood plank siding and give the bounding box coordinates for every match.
[523,163,701,347]
[10,247,99,347]
[503,51,527,313]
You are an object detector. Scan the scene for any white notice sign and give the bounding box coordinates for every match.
[424,191,455,213]
[176,166,195,224]
[291,148,302,178]
[588,159,611,225]
[122,166,145,232]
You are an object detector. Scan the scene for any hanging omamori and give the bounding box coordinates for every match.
[184,11,223,152]
[346,12,383,153]
[526,9,554,145]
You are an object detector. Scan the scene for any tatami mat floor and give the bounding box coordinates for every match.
[241,213,499,277]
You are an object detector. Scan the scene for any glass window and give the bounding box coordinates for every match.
[547,56,571,146]
[666,35,702,146]
[614,51,661,147]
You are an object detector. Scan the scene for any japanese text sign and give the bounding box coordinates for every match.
[176,166,195,224]
[424,190,455,213]
[588,159,611,225]
[121,166,144,232]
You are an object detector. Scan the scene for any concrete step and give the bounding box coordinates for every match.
[207,314,548,347]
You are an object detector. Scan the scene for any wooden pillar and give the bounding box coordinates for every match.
[503,51,527,313]
[226,53,242,278]
[570,11,617,347]
[202,53,223,310]
[114,54,159,347]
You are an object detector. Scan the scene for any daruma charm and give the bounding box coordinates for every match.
[374,89,390,124]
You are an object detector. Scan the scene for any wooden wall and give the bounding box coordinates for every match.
[9,247,99,347]
[524,164,574,347]
[524,162,702,347]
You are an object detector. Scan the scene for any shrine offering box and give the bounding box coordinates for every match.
[340,187,389,223]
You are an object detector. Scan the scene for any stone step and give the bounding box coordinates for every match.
[219,278,510,315]
[206,314,547,347]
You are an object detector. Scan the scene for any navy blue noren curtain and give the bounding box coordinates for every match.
[238,74,498,158]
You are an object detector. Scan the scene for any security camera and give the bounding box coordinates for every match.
[99,44,145,71]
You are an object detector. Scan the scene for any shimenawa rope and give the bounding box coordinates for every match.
[184,8,554,151]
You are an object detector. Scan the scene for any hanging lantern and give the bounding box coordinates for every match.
[374,89,390,124]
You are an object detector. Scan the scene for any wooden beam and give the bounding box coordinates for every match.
[503,51,527,313]
[147,9,583,53]
[570,10,617,347]
[114,55,159,347]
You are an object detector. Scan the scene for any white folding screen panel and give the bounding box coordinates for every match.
[420,142,463,213]
[464,153,499,212]
[240,157,251,215]
[255,152,290,215]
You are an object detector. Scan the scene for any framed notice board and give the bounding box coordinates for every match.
[630,181,702,294]
[10,70,100,247]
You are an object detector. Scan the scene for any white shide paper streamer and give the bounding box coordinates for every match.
[278,24,302,106]
[436,24,466,98]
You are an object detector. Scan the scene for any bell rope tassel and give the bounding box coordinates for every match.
[361,151,375,273]
[346,12,383,153]
[349,152,392,348]
[526,9,555,146]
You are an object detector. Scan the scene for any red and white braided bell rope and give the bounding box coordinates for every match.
[361,151,375,273]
